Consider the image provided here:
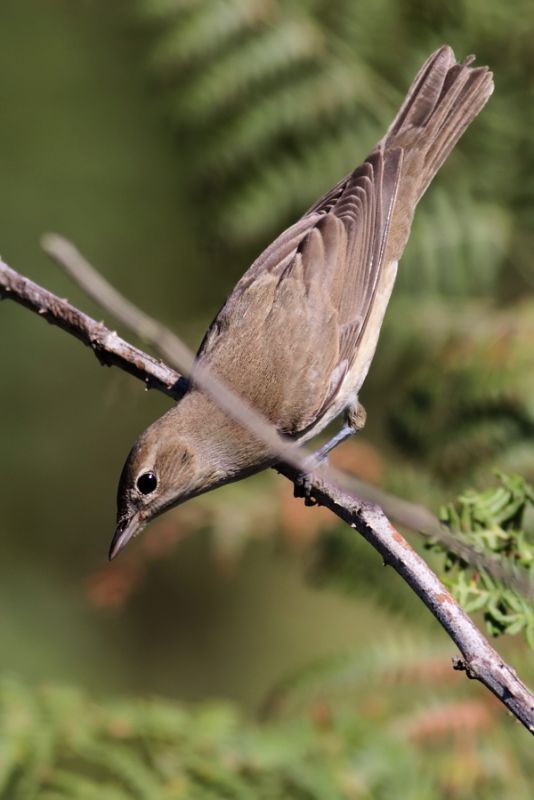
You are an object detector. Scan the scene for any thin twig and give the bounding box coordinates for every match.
[1,249,533,733]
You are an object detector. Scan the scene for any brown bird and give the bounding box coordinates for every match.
[110,45,493,559]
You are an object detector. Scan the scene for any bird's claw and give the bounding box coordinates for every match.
[293,470,318,506]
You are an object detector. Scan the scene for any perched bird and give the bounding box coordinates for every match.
[110,45,493,559]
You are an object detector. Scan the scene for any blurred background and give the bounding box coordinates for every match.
[0,0,533,795]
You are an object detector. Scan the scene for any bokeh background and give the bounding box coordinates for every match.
[0,0,533,796]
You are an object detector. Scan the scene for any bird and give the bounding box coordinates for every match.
[110,45,493,560]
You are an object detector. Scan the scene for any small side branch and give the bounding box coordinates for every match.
[1,250,533,734]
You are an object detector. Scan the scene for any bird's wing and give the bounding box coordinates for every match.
[196,148,403,436]
[304,148,402,370]
[195,47,493,438]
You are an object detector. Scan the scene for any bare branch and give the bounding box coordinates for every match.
[1,248,533,733]
[0,257,180,398]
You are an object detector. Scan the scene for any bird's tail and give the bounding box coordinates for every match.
[381,45,494,202]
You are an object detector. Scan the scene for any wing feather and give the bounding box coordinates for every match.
[196,148,403,435]
[193,46,492,439]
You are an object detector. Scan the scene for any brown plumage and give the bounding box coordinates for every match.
[110,46,493,559]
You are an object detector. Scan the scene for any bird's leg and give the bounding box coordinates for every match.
[315,400,367,461]
[309,423,355,464]
[294,401,367,505]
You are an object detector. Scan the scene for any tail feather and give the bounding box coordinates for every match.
[420,66,493,195]
[381,45,494,202]
[386,46,457,137]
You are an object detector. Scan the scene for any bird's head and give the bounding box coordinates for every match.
[109,395,232,559]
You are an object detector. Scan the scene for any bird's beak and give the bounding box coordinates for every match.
[109,511,145,560]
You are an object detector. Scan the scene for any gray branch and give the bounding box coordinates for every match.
[1,251,533,734]
[0,258,181,398]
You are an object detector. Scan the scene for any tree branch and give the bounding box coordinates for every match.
[0,257,181,399]
[1,249,533,734]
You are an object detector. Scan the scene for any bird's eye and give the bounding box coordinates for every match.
[136,471,158,495]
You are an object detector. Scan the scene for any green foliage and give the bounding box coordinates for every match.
[428,473,534,645]
[0,671,533,800]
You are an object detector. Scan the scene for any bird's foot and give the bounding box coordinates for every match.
[293,448,332,506]
[293,468,321,506]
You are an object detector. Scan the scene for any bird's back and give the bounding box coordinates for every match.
[195,46,493,440]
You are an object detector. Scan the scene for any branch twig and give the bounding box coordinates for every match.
[1,247,533,733]
[0,257,181,398]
